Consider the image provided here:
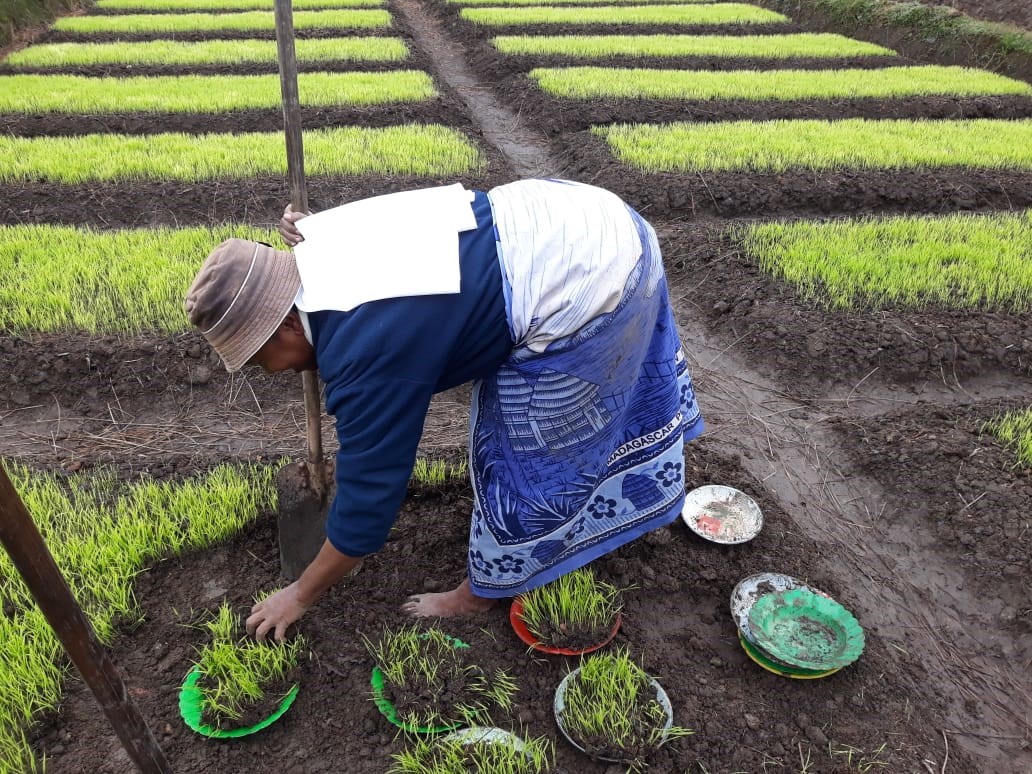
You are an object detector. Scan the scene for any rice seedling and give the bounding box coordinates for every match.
[984,408,1032,469]
[366,625,518,731]
[0,461,277,772]
[596,118,1032,172]
[0,223,277,334]
[557,647,691,769]
[734,210,1032,311]
[530,65,1031,100]
[491,32,895,58]
[389,730,555,774]
[516,567,622,649]
[4,38,409,68]
[460,4,786,27]
[0,71,436,113]
[0,124,482,183]
[410,458,468,487]
[52,8,391,35]
[191,602,305,729]
[97,0,381,11]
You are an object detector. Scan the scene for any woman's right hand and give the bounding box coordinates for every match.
[279,203,310,247]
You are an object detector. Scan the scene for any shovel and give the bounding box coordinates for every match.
[272,0,333,578]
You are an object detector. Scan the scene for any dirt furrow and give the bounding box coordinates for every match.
[391,0,560,179]
[674,310,1032,769]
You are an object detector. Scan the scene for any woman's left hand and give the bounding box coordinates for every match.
[246,582,311,642]
[279,204,310,248]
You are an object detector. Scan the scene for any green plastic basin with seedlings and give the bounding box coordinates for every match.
[555,647,691,769]
[0,223,277,335]
[0,71,436,113]
[514,566,623,653]
[96,0,382,11]
[366,625,518,733]
[734,210,1032,311]
[984,408,1032,469]
[0,124,482,183]
[182,602,305,735]
[389,729,555,774]
[460,4,787,27]
[4,38,409,68]
[530,65,1032,100]
[52,8,391,35]
[596,118,1032,172]
[0,461,277,773]
[492,32,895,58]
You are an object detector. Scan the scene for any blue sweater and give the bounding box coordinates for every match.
[306,191,513,557]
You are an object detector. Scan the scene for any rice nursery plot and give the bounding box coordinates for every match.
[0,223,278,334]
[530,65,1032,100]
[0,462,278,772]
[49,9,392,38]
[0,71,437,113]
[94,0,382,11]
[1,38,410,71]
[657,214,1032,386]
[598,118,1032,172]
[2,0,1030,771]
[0,125,482,183]
[458,3,788,28]
[491,32,897,59]
[735,210,1032,311]
[21,444,980,773]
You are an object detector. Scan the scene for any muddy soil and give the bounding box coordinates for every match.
[563,137,1032,218]
[30,444,976,773]
[4,0,1032,770]
[660,220,1032,391]
[835,399,1032,627]
[2,99,476,137]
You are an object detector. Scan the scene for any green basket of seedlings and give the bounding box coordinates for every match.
[389,726,555,773]
[554,647,691,767]
[179,601,304,738]
[510,567,623,655]
[367,625,518,735]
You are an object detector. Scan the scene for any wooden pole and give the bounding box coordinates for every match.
[0,468,171,774]
[273,0,325,493]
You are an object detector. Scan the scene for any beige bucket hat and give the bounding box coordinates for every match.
[185,238,301,372]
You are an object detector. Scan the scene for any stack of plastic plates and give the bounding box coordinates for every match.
[730,573,865,679]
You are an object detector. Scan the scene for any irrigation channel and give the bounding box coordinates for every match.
[1,0,1030,770]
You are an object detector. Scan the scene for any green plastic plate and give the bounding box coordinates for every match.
[748,588,865,671]
[179,665,299,739]
[738,633,841,680]
[370,634,470,735]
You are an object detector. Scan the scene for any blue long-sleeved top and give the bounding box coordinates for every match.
[306,191,513,557]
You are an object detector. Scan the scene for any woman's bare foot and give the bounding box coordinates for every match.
[401,578,497,618]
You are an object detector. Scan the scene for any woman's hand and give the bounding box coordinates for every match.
[279,203,310,248]
[246,581,311,642]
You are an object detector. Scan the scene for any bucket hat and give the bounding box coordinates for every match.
[185,239,301,372]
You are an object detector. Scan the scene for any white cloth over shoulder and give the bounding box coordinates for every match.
[488,179,642,353]
[293,184,477,313]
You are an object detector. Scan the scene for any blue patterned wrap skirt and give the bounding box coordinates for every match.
[467,181,703,597]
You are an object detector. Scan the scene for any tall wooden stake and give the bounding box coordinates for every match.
[274,0,325,495]
[0,468,171,774]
